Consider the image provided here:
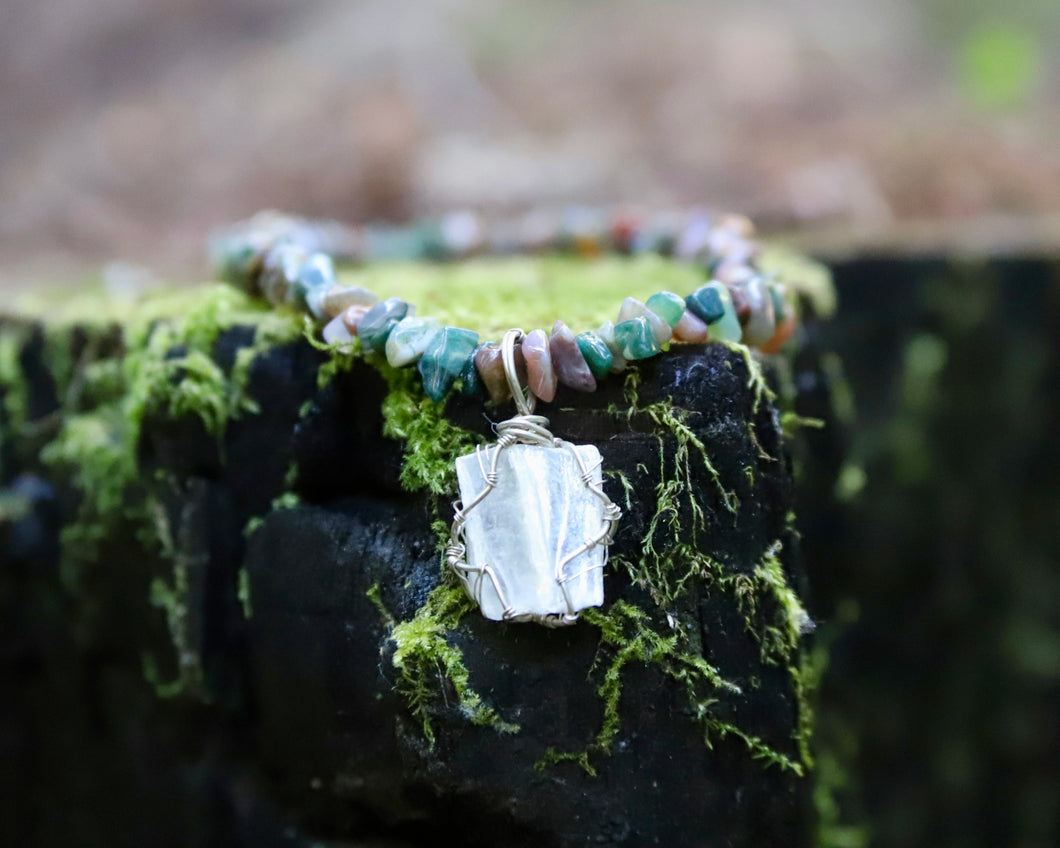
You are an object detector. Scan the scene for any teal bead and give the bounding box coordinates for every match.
[613,317,663,360]
[418,327,480,403]
[686,283,727,324]
[210,230,272,288]
[259,242,307,305]
[293,253,336,314]
[645,291,686,329]
[357,297,409,351]
[575,332,614,380]
[460,343,489,396]
[769,282,789,321]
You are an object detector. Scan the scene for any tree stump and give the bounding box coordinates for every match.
[0,280,819,847]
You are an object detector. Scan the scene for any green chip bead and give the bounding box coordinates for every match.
[685,283,727,324]
[645,291,686,329]
[701,283,743,344]
[612,316,663,360]
[769,282,789,321]
[459,342,489,396]
[418,327,480,403]
[575,331,614,380]
[357,297,409,351]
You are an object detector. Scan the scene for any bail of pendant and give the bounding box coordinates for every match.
[447,329,621,627]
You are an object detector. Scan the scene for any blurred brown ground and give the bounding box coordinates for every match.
[1,0,1059,281]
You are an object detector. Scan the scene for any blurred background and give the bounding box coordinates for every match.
[1,0,1059,277]
[2,2,1060,847]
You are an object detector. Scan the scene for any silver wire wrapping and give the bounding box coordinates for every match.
[446,329,621,626]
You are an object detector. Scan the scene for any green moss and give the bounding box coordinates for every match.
[726,341,776,415]
[237,567,253,619]
[146,559,206,700]
[13,262,820,781]
[30,284,304,699]
[386,581,518,748]
[781,412,826,436]
[610,370,737,605]
[539,601,804,776]
[336,254,704,339]
[365,582,394,627]
[724,541,809,666]
[378,361,483,495]
[0,324,31,474]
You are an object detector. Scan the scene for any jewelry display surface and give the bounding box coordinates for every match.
[0,212,833,847]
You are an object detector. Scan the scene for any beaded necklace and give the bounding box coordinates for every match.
[212,209,798,404]
[211,208,799,627]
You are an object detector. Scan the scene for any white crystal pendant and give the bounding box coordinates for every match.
[446,330,621,626]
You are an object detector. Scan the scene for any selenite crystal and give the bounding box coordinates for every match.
[455,442,605,620]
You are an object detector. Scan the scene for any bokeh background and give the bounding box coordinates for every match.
[2,2,1060,847]
[1,0,1059,276]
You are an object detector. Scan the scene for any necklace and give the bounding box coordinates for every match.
[211,208,798,625]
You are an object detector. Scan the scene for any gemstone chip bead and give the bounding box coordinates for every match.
[522,329,557,402]
[687,282,742,343]
[475,344,527,404]
[294,253,337,315]
[575,331,614,381]
[418,327,480,402]
[617,297,671,345]
[385,316,441,367]
[672,309,709,343]
[685,283,727,324]
[259,242,307,306]
[595,321,628,372]
[645,291,686,329]
[357,297,409,351]
[549,321,597,393]
[741,276,777,346]
[612,316,663,360]
[322,285,378,321]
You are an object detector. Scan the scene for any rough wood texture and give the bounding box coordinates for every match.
[0,321,814,847]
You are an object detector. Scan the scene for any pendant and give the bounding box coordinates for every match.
[447,330,621,626]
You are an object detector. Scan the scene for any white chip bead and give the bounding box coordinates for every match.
[384,316,441,367]
[322,313,355,350]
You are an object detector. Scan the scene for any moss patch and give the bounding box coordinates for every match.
[21,284,303,698]
[336,254,704,339]
[385,581,519,747]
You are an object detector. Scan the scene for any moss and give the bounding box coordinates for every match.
[781,412,826,436]
[14,262,819,780]
[245,491,303,540]
[31,284,303,699]
[526,357,812,778]
[377,361,483,496]
[146,559,206,700]
[336,254,703,339]
[0,324,31,476]
[723,541,809,667]
[538,601,804,777]
[386,581,519,748]
[237,567,253,620]
[365,582,394,627]
[611,370,737,606]
[726,341,776,415]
